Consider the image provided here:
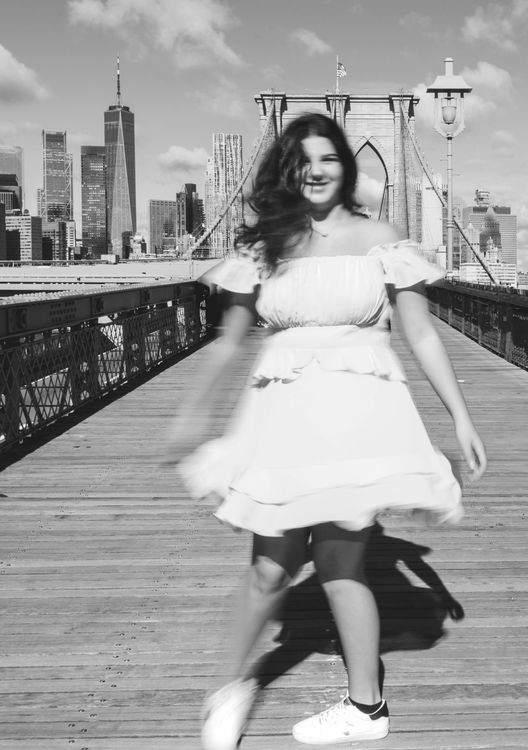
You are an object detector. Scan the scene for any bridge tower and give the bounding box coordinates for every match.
[255,91,420,239]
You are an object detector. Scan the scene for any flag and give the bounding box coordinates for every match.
[337,61,347,78]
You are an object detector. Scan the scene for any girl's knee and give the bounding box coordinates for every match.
[313,546,368,584]
[321,577,368,601]
[249,556,291,598]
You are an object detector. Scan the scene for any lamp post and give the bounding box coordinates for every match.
[427,58,472,274]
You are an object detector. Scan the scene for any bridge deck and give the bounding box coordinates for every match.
[1,318,527,749]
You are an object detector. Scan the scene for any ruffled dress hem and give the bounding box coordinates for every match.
[179,241,462,536]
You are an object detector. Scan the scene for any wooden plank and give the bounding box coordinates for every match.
[1,318,527,748]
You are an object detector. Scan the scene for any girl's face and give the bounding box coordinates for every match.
[300,135,344,214]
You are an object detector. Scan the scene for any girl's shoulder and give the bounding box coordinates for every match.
[343,216,399,244]
[335,216,400,256]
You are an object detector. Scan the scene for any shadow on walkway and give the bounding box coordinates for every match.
[254,522,464,690]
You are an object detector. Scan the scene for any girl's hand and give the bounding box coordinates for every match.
[454,418,487,482]
[161,411,211,466]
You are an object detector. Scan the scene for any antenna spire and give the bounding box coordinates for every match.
[116,55,121,106]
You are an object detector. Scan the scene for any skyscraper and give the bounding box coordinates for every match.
[0,203,6,260]
[176,191,187,241]
[40,131,73,221]
[149,199,177,254]
[205,133,243,255]
[462,190,517,266]
[81,146,106,256]
[5,213,42,261]
[0,174,22,212]
[0,146,24,207]
[104,58,136,258]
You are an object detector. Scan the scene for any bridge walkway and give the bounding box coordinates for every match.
[1,317,527,749]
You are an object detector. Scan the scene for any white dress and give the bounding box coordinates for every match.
[179,241,463,536]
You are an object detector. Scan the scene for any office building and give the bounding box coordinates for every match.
[176,191,187,241]
[0,146,24,207]
[65,220,76,258]
[40,131,73,222]
[0,203,6,260]
[104,59,136,258]
[5,212,42,261]
[205,133,243,255]
[184,183,196,234]
[81,145,106,256]
[183,183,204,236]
[42,220,67,261]
[462,190,517,266]
[0,173,22,212]
[149,199,177,254]
[459,262,517,287]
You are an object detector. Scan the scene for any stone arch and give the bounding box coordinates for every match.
[255,91,419,237]
[354,137,390,219]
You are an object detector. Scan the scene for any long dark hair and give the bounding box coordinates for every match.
[238,113,362,269]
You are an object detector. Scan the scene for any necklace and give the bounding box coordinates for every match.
[310,207,347,238]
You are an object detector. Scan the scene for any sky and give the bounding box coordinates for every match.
[1,0,527,265]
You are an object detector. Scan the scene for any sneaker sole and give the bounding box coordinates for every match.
[292,722,389,745]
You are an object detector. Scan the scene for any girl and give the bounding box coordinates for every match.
[168,113,486,749]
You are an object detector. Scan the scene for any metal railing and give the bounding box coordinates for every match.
[428,280,528,371]
[0,282,210,453]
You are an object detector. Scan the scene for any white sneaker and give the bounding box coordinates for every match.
[292,696,389,745]
[201,678,258,750]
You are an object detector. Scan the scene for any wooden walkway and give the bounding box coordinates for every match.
[1,318,527,749]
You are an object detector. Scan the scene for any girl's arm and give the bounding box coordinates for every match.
[395,286,487,481]
[163,302,254,463]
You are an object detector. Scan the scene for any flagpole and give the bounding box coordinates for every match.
[336,54,339,95]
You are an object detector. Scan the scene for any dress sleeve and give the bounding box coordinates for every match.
[197,256,260,294]
[368,240,445,289]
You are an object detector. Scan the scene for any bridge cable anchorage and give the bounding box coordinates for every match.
[399,101,499,286]
[193,100,277,258]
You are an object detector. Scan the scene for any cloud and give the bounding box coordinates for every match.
[289,28,332,56]
[355,171,385,210]
[348,2,364,15]
[158,145,209,173]
[461,60,513,93]
[68,0,242,68]
[261,63,284,83]
[68,131,99,147]
[491,129,517,157]
[192,74,247,119]
[0,44,48,104]
[414,61,513,129]
[462,0,528,52]
[461,61,513,119]
[0,120,40,142]
[399,11,431,30]
[413,83,435,128]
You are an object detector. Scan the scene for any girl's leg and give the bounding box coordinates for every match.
[228,528,309,680]
[311,523,380,703]
[202,529,308,750]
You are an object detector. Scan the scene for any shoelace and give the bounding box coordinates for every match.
[317,700,354,727]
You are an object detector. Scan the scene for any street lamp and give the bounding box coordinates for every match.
[427,58,472,274]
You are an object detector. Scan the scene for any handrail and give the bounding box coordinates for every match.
[428,281,528,371]
[0,282,210,453]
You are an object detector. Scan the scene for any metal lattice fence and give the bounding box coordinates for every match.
[428,281,528,371]
[0,282,210,453]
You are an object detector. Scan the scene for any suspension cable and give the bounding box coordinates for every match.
[399,102,498,285]
[193,100,277,254]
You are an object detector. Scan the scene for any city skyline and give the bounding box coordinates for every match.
[1,0,527,264]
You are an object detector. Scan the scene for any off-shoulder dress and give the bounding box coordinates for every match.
[179,241,463,536]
